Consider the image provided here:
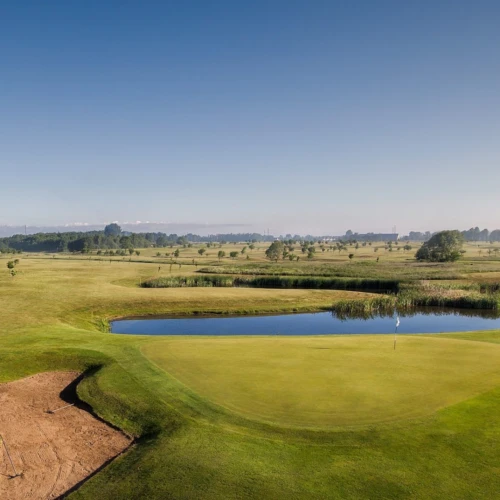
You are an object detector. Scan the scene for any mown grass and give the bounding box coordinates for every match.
[142,335,500,428]
[2,254,500,498]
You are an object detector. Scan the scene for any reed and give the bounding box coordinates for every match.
[143,275,399,292]
[332,296,397,319]
[397,285,499,310]
[142,276,234,288]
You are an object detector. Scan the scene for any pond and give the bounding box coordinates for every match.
[111,308,500,336]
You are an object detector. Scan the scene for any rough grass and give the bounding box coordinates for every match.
[3,253,500,498]
[143,274,400,292]
[397,282,500,310]
[198,262,464,280]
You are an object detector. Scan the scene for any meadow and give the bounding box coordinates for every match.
[2,241,500,498]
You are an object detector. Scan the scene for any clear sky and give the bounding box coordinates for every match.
[1,1,499,235]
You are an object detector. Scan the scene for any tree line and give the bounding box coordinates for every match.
[0,224,276,253]
[401,228,500,242]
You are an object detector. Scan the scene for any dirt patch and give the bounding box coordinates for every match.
[0,371,131,499]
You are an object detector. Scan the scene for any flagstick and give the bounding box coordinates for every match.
[0,434,19,478]
[394,315,400,350]
[46,403,74,414]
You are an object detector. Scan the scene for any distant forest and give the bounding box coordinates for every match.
[0,225,275,253]
[1,225,500,253]
[403,228,500,242]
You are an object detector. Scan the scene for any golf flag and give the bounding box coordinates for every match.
[396,316,400,328]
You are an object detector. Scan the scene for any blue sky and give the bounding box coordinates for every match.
[1,1,499,235]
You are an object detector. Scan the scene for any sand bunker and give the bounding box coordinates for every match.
[0,371,131,500]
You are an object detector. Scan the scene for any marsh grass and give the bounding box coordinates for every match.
[142,275,234,288]
[332,296,397,318]
[143,275,399,292]
[397,282,500,310]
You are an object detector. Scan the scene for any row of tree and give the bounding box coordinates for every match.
[0,224,275,253]
[266,231,492,263]
[461,227,500,242]
[3,222,500,255]
[401,228,500,242]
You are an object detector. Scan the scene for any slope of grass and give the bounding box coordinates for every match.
[2,254,500,498]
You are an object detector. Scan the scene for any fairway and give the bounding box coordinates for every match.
[142,334,500,427]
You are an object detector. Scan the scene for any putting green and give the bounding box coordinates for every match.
[142,334,500,428]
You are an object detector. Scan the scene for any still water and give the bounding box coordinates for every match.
[111,308,500,336]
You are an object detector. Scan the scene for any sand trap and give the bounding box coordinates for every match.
[0,371,131,500]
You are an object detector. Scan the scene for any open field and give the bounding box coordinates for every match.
[2,247,500,498]
[8,240,500,281]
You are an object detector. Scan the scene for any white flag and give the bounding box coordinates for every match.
[396,316,400,328]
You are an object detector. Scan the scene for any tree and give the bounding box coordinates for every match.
[265,241,285,262]
[174,249,180,258]
[217,250,225,261]
[348,253,354,261]
[229,251,238,259]
[104,223,122,237]
[119,236,132,249]
[415,230,464,262]
[198,248,206,256]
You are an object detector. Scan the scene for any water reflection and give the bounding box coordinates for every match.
[332,307,500,321]
[112,307,500,336]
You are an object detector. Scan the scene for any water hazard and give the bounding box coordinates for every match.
[111,308,500,336]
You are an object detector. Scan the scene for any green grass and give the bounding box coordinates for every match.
[198,261,465,280]
[142,335,500,428]
[3,253,500,498]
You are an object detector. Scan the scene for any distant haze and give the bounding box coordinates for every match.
[0,222,255,238]
[0,221,498,240]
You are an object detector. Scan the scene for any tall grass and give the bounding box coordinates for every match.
[142,276,500,312]
[234,276,399,292]
[397,282,500,310]
[142,275,399,292]
[332,296,397,320]
[198,263,463,280]
[397,291,499,310]
[142,276,234,288]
